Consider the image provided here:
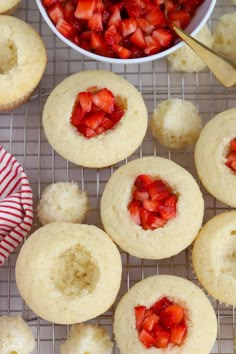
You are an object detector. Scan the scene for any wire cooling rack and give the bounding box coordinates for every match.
[0,0,236,353]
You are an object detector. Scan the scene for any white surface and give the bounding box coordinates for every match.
[0,1,235,354]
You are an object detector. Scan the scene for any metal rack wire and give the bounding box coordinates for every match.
[0,0,236,353]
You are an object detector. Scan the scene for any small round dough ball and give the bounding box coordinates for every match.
[60,324,113,354]
[0,316,35,354]
[37,182,89,225]
[213,12,236,62]
[168,25,213,72]
[150,99,202,149]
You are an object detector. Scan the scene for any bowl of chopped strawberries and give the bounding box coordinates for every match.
[36,0,216,64]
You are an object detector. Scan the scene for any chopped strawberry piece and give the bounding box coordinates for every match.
[168,10,191,29]
[158,205,176,220]
[88,12,103,31]
[152,28,174,48]
[130,28,146,49]
[142,314,159,332]
[109,103,124,122]
[147,213,166,228]
[160,304,184,329]
[144,35,162,55]
[112,44,132,59]
[226,151,236,163]
[101,117,114,129]
[136,18,155,34]
[96,126,106,135]
[77,125,96,138]
[64,1,76,22]
[124,0,146,18]
[135,306,146,330]
[146,8,166,27]
[70,104,84,126]
[105,25,122,46]
[165,0,178,12]
[43,0,57,7]
[133,190,149,201]
[231,139,236,152]
[91,32,106,49]
[139,329,156,348]
[140,207,153,230]
[92,88,115,114]
[121,18,138,37]
[128,200,141,225]
[83,111,105,130]
[108,6,122,27]
[147,180,169,201]
[231,161,236,172]
[56,18,74,38]
[135,174,154,191]
[71,33,80,46]
[75,0,96,20]
[170,323,187,345]
[95,0,105,13]
[153,297,173,314]
[148,180,170,201]
[78,91,93,112]
[47,3,64,24]
[142,199,160,212]
[165,195,177,208]
[144,308,155,317]
[153,324,170,348]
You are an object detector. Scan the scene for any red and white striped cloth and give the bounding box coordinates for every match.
[0,146,33,266]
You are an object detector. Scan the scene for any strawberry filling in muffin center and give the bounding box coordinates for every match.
[70,86,125,138]
[135,297,187,349]
[225,138,236,172]
[128,174,177,230]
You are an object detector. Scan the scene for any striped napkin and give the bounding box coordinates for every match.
[0,146,33,266]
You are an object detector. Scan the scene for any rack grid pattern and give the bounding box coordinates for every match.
[0,0,236,353]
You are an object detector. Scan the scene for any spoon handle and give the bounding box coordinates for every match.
[173,25,236,88]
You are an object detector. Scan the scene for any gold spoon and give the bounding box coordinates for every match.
[164,1,236,87]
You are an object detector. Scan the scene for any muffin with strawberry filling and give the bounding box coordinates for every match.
[101,156,204,259]
[43,70,147,168]
[0,0,20,15]
[195,108,236,207]
[114,275,217,354]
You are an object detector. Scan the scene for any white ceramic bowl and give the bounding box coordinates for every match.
[36,0,216,64]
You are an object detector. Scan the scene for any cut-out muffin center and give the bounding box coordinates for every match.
[0,40,17,74]
[70,86,126,138]
[51,243,99,297]
[128,174,178,230]
[135,297,187,349]
[225,138,236,172]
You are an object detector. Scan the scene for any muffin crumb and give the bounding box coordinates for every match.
[60,324,113,354]
[37,181,89,225]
